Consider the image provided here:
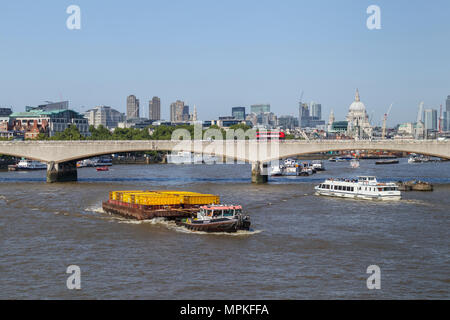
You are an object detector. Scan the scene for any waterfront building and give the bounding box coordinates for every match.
[126,95,140,120]
[329,121,349,134]
[397,122,415,137]
[9,108,90,138]
[26,101,69,112]
[83,106,125,129]
[211,118,245,128]
[170,100,185,122]
[423,108,438,132]
[232,107,246,120]
[250,104,270,114]
[346,89,372,139]
[149,96,161,121]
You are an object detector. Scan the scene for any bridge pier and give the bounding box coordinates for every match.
[251,161,268,184]
[47,161,78,183]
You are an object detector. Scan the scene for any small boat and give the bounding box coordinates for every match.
[270,164,284,176]
[329,156,356,162]
[350,159,360,168]
[311,160,325,171]
[396,180,433,192]
[96,166,109,172]
[15,160,47,171]
[94,157,113,167]
[408,154,430,164]
[375,159,399,165]
[315,176,401,201]
[176,205,251,233]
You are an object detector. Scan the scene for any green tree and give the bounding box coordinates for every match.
[50,125,85,140]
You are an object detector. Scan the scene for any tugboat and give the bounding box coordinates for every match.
[176,205,251,233]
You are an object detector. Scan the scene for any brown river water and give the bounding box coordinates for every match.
[0,159,449,299]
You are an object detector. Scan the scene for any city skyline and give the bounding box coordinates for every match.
[1,1,449,125]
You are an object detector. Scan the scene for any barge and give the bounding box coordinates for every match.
[102,190,220,220]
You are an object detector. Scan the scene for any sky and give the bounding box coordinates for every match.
[0,0,449,126]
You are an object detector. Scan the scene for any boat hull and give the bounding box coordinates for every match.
[315,191,401,201]
[176,217,251,233]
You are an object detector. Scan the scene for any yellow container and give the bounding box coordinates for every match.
[110,190,220,206]
[183,195,220,205]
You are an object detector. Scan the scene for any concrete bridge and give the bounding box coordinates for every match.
[0,139,449,183]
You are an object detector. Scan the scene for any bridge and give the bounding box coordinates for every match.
[0,139,449,183]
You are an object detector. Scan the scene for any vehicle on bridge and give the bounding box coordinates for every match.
[256,131,285,140]
[315,176,401,201]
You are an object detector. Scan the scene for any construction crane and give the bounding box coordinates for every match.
[382,103,393,139]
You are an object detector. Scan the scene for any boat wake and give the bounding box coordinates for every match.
[84,205,261,236]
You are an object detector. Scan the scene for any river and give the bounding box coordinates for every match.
[0,159,449,299]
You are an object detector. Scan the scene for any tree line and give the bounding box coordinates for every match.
[36,123,260,141]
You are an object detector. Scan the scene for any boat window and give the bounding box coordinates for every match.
[223,210,233,217]
[213,210,222,217]
[235,209,242,214]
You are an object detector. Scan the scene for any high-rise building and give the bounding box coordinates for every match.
[444,95,450,131]
[192,105,198,121]
[299,103,310,128]
[250,104,270,114]
[149,96,161,121]
[182,105,190,121]
[170,100,185,122]
[277,115,298,130]
[423,108,438,132]
[126,95,140,119]
[84,106,126,129]
[311,103,322,120]
[232,107,246,120]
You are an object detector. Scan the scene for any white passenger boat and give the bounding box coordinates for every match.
[16,160,47,170]
[315,176,401,201]
[408,154,430,164]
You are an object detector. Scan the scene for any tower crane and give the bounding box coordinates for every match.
[382,103,393,139]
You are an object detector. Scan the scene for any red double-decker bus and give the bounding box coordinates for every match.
[256,131,285,140]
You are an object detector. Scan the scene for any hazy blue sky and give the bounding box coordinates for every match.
[1,0,449,126]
